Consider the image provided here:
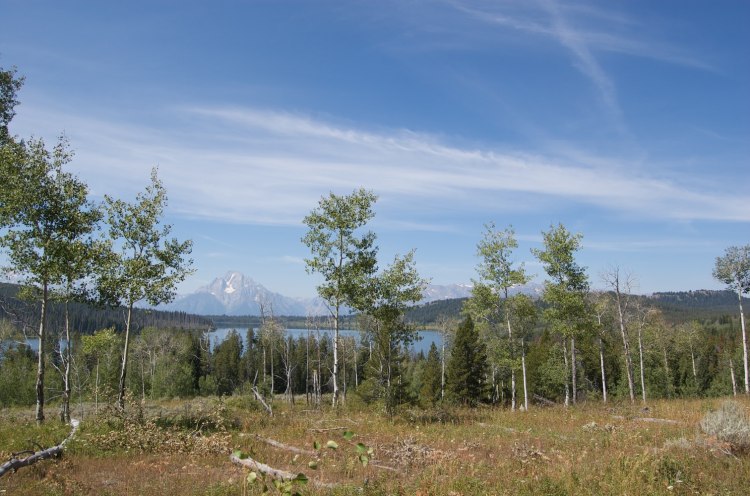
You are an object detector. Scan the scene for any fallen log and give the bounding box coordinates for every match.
[0,419,79,478]
[254,434,403,475]
[251,387,273,417]
[230,453,336,489]
[254,434,317,456]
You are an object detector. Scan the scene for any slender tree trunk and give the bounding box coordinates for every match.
[570,336,577,404]
[506,313,516,411]
[663,347,671,399]
[60,299,72,422]
[637,325,646,404]
[563,340,570,407]
[615,288,635,403]
[441,334,446,400]
[737,289,749,394]
[341,338,347,404]
[270,339,275,398]
[599,337,607,404]
[94,359,99,414]
[35,282,48,424]
[332,304,340,407]
[730,357,738,396]
[317,329,322,407]
[521,338,528,411]
[306,329,310,405]
[140,357,146,401]
[117,302,133,410]
[690,341,698,389]
[354,343,358,388]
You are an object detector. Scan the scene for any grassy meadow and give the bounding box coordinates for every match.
[1,395,749,495]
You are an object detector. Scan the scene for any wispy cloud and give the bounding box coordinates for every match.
[13,103,749,227]
[440,0,713,70]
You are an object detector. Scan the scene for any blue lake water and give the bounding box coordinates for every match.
[3,328,445,358]
[208,327,444,356]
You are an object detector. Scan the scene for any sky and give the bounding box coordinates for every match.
[1,0,748,298]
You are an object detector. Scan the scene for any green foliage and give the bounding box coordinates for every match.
[96,167,193,408]
[446,316,488,406]
[212,329,243,396]
[360,250,427,415]
[713,245,750,295]
[302,188,379,314]
[302,188,378,406]
[98,167,194,311]
[0,344,36,406]
[419,342,442,406]
[0,134,101,421]
[525,331,566,401]
[0,64,24,144]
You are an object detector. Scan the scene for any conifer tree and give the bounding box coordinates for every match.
[446,316,488,406]
[420,342,442,406]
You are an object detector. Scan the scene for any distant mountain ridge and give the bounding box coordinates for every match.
[163,271,545,317]
[162,271,317,316]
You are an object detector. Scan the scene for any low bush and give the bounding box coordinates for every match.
[699,400,750,454]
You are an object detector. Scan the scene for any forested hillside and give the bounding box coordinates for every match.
[404,290,748,326]
[0,282,211,335]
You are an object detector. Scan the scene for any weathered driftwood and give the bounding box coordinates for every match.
[251,387,273,417]
[610,414,680,425]
[251,434,403,476]
[230,453,336,488]
[0,419,79,478]
[306,426,350,433]
[254,434,317,456]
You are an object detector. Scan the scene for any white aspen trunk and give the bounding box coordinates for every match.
[305,329,310,405]
[332,304,339,407]
[615,286,635,403]
[35,282,48,423]
[690,342,698,387]
[599,337,607,404]
[730,357,738,396]
[341,339,347,404]
[638,325,646,404]
[441,335,446,400]
[571,336,577,404]
[521,338,528,411]
[117,302,133,410]
[663,347,671,398]
[506,310,516,411]
[737,289,749,394]
[60,299,72,422]
[354,343,358,388]
[94,359,99,414]
[140,358,146,401]
[270,339,275,398]
[563,340,570,407]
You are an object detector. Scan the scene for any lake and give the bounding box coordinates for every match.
[208,327,444,356]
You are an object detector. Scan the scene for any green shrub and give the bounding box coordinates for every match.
[700,400,750,453]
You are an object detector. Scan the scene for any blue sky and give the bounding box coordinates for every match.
[2,0,748,298]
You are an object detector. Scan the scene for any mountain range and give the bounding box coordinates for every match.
[161,271,543,317]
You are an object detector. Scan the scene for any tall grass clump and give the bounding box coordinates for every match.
[700,400,750,454]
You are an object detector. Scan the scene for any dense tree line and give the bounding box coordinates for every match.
[0,283,210,334]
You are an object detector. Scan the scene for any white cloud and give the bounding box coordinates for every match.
[11,103,749,227]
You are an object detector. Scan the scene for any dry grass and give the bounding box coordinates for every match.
[2,396,750,495]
